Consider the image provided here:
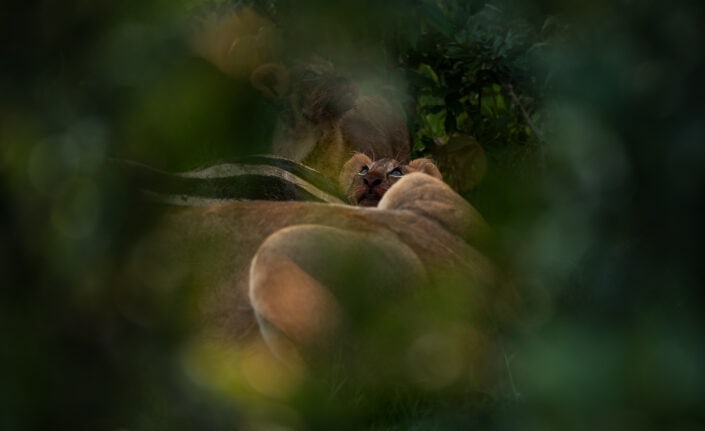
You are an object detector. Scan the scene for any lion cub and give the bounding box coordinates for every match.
[338,153,442,207]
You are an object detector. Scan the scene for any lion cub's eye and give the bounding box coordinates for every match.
[389,167,403,177]
[358,166,369,175]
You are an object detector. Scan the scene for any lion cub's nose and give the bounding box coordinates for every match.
[363,175,383,187]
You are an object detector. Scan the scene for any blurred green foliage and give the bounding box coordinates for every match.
[2,0,704,430]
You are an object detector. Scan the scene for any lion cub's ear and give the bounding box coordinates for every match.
[406,158,442,180]
[339,153,372,194]
[250,63,290,99]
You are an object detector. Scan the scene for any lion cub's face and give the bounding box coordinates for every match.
[349,158,406,207]
[339,153,443,207]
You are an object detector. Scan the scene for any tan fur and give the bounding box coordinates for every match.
[251,58,357,179]
[122,159,514,389]
[249,223,429,363]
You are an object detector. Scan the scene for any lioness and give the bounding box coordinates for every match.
[121,155,512,391]
[251,59,411,180]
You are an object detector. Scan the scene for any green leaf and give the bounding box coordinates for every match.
[418,92,445,109]
[417,64,441,86]
[424,110,447,139]
[455,111,473,132]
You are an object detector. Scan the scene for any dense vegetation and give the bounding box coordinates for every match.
[1,0,704,429]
